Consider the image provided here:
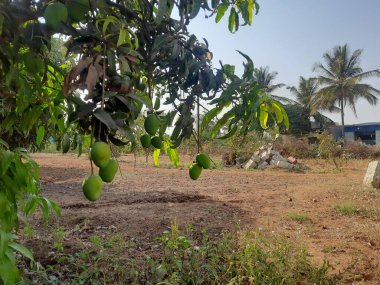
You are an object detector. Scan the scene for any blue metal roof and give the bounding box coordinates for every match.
[345,123,380,132]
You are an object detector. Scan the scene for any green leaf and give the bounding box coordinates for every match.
[164,141,179,167]
[125,92,148,106]
[0,139,9,149]
[201,107,222,133]
[259,104,269,129]
[153,149,160,166]
[248,0,254,24]
[211,0,219,9]
[117,28,131,47]
[8,242,34,261]
[156,0,168,24]
[210,108,235,139]
[279,104,290,129]
[154,97,161,110]
[215,4,229,23]
[216,125,237,139]
[0,150,14,176]
[36,126,45,147]
[271,101,284,123]
[254,1,260,14]
[93,109,118,130]
[223,64,235,76]
[190,0,202,19]
[228,8,236,32]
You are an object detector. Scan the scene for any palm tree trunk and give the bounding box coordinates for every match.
[340,99,345,140]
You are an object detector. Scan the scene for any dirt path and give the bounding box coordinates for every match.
[30,153,380,283]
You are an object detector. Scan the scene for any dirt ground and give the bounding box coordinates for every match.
[28,153,380,283]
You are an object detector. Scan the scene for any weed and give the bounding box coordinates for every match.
[287,212,312,223]
[322,245,337,253]
[23,223,336,284]
[334,203,360,215]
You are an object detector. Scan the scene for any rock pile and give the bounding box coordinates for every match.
[243,146,298,170]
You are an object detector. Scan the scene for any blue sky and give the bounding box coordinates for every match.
[188,0,380,124]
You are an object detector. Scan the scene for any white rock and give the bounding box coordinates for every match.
[243,155,261,169]
[273,160,294,169]
[363,161,380,189]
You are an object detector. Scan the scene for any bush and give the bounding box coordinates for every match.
[274,135,316,158]
[343,141,380,159]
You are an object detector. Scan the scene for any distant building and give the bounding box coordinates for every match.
[330,122,380,145]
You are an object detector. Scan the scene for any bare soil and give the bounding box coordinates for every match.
[27,153,380,283]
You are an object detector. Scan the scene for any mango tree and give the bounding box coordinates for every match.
[0,0,289,282]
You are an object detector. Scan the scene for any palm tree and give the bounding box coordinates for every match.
[254,66,284,93]
[288,76,335,129]
[284,77,335,135]
[253,66,296,105]
[313,44,380,139]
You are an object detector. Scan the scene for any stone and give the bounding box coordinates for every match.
[287,156,298,164]
[272,154,288,163]
[243,155,260,169]
[363,161,380,188]
[270,150,281,156]
[272,160,294,170]
[260,150,271,161]
[257,161,269,170]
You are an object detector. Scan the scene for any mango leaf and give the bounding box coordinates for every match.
[125,92,148,106]
[0,150,14,176]
[216,124,237,139]
[228,8,236,32]
[237,50,254,79]
[271,101,283,123]
[94,109,118,130]
[211,0,219,9]
[164,141,179,167]
[117,28,131,47]
[155,0,169,24]
[8,242,34,261]
[154,97,161,110]
[255,1,260,14]
[210,108,235,139]
[259,104,269,129]
[190,0,202,19]
[36,126,45,147]
[215,4,229,23]
[153,149,160,166]
[279,103,290,129]
[201,107,222,133]
[247,0,254,24]
[0,139,9,149]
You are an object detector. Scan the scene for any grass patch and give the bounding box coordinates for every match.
[23,222,335,284]
[334,203,360,215]
[287,212,312,223]
[334,203,380,219]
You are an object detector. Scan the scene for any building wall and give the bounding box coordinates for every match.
[344,132,355,142]
[376,131,380,145]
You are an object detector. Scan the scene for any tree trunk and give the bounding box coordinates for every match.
[340,99,345,140]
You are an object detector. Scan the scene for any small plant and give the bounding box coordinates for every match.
[322,245,337,253]
[287,213,312,223]
[0,143,60,284]
[334,203,361,215]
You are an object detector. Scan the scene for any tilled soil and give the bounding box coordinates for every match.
[28,153,380,283]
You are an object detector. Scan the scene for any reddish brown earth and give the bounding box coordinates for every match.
[28,153,380,283]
